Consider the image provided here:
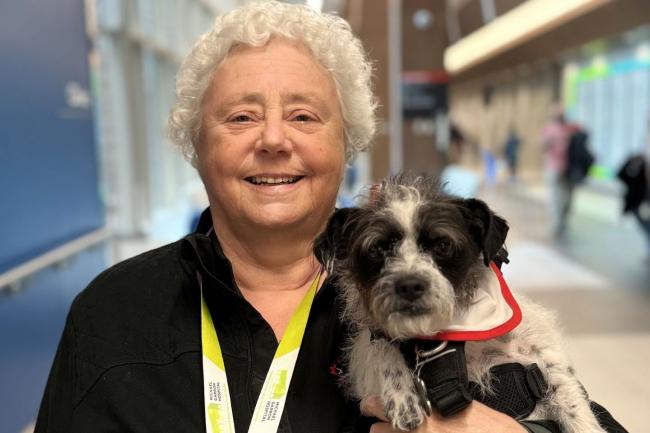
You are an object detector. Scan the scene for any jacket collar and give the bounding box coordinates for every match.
[184,207,333,299]
[183,208,235,292]
[183,208,335,298]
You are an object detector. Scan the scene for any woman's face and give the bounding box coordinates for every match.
[196,38,345,236]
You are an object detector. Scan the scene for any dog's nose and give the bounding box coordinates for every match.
[395,277,426,301]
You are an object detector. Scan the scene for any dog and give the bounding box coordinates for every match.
[315,174,605,433]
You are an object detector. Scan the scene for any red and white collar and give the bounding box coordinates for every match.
[428,263,521,341]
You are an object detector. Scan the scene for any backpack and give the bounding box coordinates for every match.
[566,129,595,185]
[617,155,647,213]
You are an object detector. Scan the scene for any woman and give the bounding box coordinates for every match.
[35,3,619,433]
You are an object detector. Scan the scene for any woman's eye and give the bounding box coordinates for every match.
[230,114,253,122]
[292,113,316,122]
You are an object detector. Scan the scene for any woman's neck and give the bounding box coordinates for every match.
[215,226,321,293]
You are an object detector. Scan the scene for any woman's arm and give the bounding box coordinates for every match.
[361,397,526,433]
[359,397,628,433]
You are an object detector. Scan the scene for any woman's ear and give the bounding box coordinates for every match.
[314,207,362,266]
[461,198,509,266]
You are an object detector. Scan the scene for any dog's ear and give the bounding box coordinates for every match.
[314,207,362,266]
[461,198,509,266]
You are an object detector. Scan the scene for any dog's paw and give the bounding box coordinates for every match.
[384,392,426,431]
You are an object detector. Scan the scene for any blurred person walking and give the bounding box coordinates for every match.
[541,110,572,237]
[541,109,593,237]
[618,114,650,260]
[448,121,467,164]
[566,125,594,186]
[618,154,650,259]
[503,127,521,182]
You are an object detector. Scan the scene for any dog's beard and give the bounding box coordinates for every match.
[363,270,457,340]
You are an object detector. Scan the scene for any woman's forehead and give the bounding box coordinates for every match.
[205,39,340,110]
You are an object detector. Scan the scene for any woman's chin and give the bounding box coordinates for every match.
[247,205,312,230]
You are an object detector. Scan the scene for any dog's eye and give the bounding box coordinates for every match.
[368,238,396,259]
[368,242,387,258]
[420,236,453,257]
[433,238,453,257]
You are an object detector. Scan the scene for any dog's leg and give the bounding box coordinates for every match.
[349,328,427,431]
[523,301,606,433]
[543,368,606,433]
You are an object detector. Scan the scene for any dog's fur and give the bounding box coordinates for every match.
[315,174,605,432]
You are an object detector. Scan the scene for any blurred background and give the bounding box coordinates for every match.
[1,0,649,432]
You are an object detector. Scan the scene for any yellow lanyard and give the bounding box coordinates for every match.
[199,270,321,433]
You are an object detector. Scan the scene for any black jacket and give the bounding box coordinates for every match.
[617,155,648,213]
[35,212,360,433]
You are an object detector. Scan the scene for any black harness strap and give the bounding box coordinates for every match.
[469,362,548,420]
[398,339,548,420]
[400,340,473,417]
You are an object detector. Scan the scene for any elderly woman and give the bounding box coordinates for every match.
[34,3,622,433]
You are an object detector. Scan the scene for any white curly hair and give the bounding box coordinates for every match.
[168,0,377,166]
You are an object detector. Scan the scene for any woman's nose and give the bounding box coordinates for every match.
[258,116,291,155]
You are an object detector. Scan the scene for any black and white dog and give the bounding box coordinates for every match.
[315,174,604,433]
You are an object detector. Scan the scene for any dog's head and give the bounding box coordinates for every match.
[315,174,508,339]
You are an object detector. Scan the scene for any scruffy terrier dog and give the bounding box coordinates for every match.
[315,175,605,433]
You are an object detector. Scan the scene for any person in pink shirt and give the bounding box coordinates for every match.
[541,111,572,237]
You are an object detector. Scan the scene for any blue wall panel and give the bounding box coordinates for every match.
[0,1,104,272]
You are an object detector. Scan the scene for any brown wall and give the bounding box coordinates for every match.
[401,0,449,176]
[346,0,449,180]
[457,0,483,37]
[346,0,390,180]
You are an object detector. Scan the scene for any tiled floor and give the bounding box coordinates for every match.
[568,333,650,433]
[481,180,650,433]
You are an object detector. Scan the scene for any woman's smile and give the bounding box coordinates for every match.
[244,174,305,195]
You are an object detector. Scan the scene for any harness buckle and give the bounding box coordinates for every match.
[412,374,433,416]
[406,340,473,417]
[411,340,449,416]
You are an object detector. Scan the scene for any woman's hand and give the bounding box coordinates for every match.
[360,396,527,433]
